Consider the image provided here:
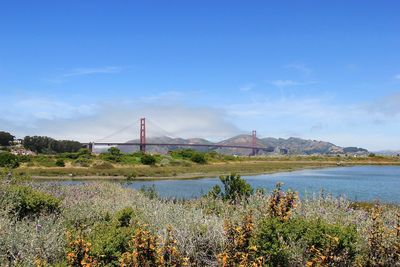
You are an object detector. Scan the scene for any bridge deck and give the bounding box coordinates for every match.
[83,142,273,151]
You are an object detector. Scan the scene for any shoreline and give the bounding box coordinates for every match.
[29,162,400,181]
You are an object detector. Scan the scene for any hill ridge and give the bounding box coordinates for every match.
[117,135,368,155]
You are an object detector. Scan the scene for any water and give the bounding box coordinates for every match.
[44,166,400,203]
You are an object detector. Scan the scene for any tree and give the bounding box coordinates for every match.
[23,136,53,153]
[208,173,254,203]
[220,173,253,203]
[0,131,14,146]
[23,136,81,154]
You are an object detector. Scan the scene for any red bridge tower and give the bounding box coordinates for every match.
[252,130,257,156]
[140,118,146,153]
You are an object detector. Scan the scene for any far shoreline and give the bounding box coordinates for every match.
[29,162,400,182]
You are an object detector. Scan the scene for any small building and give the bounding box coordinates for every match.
[11,148,36,156]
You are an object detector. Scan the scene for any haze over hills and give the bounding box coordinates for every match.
[373,150,400,156]
[117,135,368,156]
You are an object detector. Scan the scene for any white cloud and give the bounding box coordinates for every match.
[0,96,97,127]
[270,80,317,88]
[227,97,350,119]
[2,90,400,150]
[284,63,313,75]
[45,66,125,83]
[138,91,183,103]
[63,66,124,77]
[0,94,240,142]
[239,83,255,92]
[270,80,301,87]
[225,94,400,150]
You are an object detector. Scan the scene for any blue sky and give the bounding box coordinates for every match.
[1,0,400,150]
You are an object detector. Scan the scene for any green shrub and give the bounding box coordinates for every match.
[33,155,57,167]
[60,152,79,159]
[78,148,91,156]
[55,159,65,167]
[1,185,61,218]
[99,147,123,163]
[169,149,207,164]
[141,154,156,165]
[169,148,196,159]
[87,207,136,265]
[73,157,92,167]
[255,217,358,266]
[114,207,136,227]
[0,152,19,168]
[207,185,222,198]
[210,173,253,203]
[16,154,31,163]
[120,154,140,165]
[190,152,207,164]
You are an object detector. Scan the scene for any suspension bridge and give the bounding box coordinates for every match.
[83,118,273,156]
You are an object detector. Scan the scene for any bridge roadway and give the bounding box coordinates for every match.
[83,142,274,151]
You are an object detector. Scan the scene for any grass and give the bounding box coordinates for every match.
[17,161,337,180]
[12,154,400,180]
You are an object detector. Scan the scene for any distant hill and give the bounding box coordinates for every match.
[116,135,368,156]
[261,137,367,155]
[118,136,214,154]
[214,134,274,155]
[373,150,400,156]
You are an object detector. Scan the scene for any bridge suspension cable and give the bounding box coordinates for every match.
[145,118,180,139]
[84,117,268,156]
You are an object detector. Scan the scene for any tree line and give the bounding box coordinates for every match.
[23,136,82,153]
[0,131,82,154]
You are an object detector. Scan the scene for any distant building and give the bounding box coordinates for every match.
[11,148,36,156]
[10,139,23,147]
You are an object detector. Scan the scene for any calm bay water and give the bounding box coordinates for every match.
[48,166,400,203]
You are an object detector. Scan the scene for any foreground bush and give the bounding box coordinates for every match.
[0,184,61,218]
[364,203,400,266]
[218,213,263,266]
[0,151,19,168]
[87,223,135,265]
[1,178,399,266]
[120,225,188,267]
[255,217,358,266]
[268,182,298,222]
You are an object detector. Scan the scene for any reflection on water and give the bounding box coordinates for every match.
[40,166,400,203]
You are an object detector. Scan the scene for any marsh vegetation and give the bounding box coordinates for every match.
[1,170,399,266]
